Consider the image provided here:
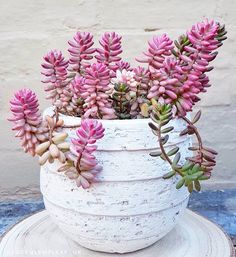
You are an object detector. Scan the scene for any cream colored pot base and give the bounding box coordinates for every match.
[0,210,234,257]
[41,108,192,253]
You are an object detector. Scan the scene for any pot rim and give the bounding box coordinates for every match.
[43,107,186,127]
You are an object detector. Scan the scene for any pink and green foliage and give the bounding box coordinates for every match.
[9,19,227,191]
[137,19,226,116]
[112,69,137,93]
[8,89,48,156]
[148,104,217,193]
[9,88,105,189]
[64,119,105,189]
[39,19,226,119]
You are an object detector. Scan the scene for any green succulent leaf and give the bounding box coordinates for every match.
[194,180,201,191]
[192,110,201,124]
[179,128,189,136]
[182,39,190,47]
[161,135,169,145]
[176,178,185,189]
[185,174,195,186]
[174,40,181,49]
[150,112,160,122]
[148,122,158,131]
[160,119,171,126]
[160,112,172,121]
[188,182,194,193]
[119,113,131,119]
[192,164,200,173]
[198,175,210,180]
[188,146,199,151]
[149,151,162,157]
[167,147,179,156]
[173,152,181,165]
[172,164,182,170]
[171,49,179,57]
[161,126,174,134]
[182,161,194,171]
[163,170,176,179]
[188,171,203,180]
[194,171,204,177]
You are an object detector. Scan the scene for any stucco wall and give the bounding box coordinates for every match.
[1,0,236,197]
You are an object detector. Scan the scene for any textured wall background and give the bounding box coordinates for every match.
[1,0,236,198]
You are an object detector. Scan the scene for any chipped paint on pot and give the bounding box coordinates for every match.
[40,107,190,253]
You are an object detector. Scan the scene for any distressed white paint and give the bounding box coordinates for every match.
[40,107,191,253]
[0,210,234,257]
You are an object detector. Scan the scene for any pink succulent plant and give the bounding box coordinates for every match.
[179,20,221,94]
[112,69,138,92]
[145,20,226,116]
[82,63,116,119]
[95,32,122,73]
[109,60,132,78]
[38,20,226,119]
[187,19,220,52]
[41,50,69,86]
[148,58,178,97]
[114,60,132,72]
[68,75,86,115]
[146,56,207,116]
[66,119,105,188]
[41,50,71,109]
[175,20,224,115]
[133,66,150,97]
[8,89,48,156]
[8,19,227,191]
[68,32,96,73]
[136,34,173,72]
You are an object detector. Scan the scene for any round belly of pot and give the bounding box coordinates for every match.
[40,108,191,253]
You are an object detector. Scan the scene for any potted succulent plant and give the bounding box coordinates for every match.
[8,19,227,253]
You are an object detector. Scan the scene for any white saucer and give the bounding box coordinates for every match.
[0,209,234,257]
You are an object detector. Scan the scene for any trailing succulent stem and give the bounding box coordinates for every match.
[180,111,217,179]
[35,115,70,166]
[58,119,105,189]
[149,104,217,193]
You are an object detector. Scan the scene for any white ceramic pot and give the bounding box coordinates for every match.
[40,107,191,253]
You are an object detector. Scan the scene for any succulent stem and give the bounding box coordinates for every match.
[156,120,184,177]
[181,116,203,164]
